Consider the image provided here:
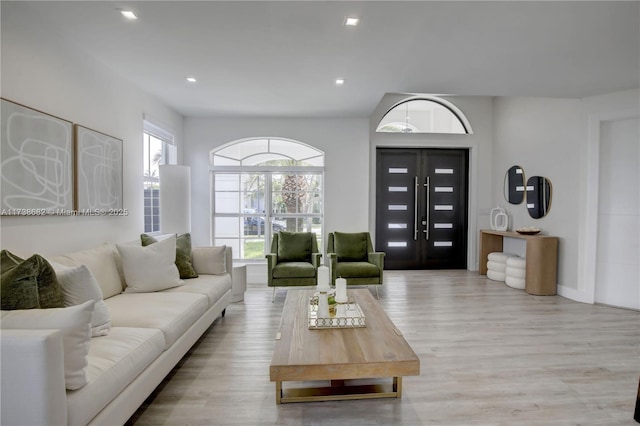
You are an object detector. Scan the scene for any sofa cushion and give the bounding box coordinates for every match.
[334,232,368,262]
[104,292,208,348]
[66,327,165,426]
[163,274,231,306]
[55,264,112,337]
[192,246,227,275]
[336,262,380,278]
[141,233,198,279]
[1,300,94,390]
[117,236,183,293]
[50,243,123,299]
[277,232,313,262]
[1,251,64,310]
[273,262,316,278]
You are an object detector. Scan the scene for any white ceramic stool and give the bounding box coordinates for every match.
[505,257,526,290]
[486,252,517,282]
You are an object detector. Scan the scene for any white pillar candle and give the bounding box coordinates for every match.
[317,266,330,292]
[335,277,347,303]
[317,292,329,318]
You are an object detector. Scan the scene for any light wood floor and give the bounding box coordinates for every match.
[127,271,639,425]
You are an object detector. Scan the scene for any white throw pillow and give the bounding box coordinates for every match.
[192,246,227,275]
[117,235,183,293]
[56,264,112,337]
[1,300,95,390]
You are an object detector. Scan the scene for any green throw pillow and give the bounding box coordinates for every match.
[1,249,22,272]
[334,232,368,262]
[0,250,65,310]
[141,233,198,279]
[277,232,312,263]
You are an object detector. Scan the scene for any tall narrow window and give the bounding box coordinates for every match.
[143,121,176,233]
[376,98,470,134]
[211,138,324,261]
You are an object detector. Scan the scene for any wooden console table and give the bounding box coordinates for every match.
[479,230,558,295]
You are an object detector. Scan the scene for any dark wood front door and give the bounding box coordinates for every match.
[376,148,468,269]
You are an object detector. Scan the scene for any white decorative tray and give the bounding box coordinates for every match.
[308,297,366,329]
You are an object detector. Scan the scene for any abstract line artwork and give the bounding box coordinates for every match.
[1,99,74,214]
[75,125,123,211]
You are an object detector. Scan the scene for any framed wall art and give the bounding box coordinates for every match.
[1,98,74,215]
[74,125,123,211]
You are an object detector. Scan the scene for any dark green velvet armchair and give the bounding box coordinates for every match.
[266,231,321,301]
[327,232,385,298]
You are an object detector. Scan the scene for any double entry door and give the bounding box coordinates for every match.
[376,148,468,270]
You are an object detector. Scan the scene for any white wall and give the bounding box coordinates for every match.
[184,117,369,249]
[579,89,640,304]
[595,117,639,309]
[0,4,184,256]
[493,97,583,292]
[492,90,640,301]
[370,94,495,270]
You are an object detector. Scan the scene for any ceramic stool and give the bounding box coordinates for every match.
[486,252,516,282]
[505,256,526,290]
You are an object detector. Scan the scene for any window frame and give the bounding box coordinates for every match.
[210,139,325,262]
[376,97,471,134]
[143,121,176,233]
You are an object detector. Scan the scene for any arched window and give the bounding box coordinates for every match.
[210,138,324,260]
[376,98,470,134]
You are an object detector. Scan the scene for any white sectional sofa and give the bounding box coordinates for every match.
[0,239,233,426]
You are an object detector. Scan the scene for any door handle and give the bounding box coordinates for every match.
[424,176,430,240]
[414,176,419,241]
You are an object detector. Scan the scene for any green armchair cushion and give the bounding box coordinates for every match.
[334,232,368,262]
[277,232,312,262]
[336,262,380,278]
[273,262,316,279]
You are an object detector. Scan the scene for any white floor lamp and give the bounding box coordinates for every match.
[159,165,191,235]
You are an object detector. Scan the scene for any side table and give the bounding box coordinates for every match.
[232,263,247,302]
[479,230,558,295]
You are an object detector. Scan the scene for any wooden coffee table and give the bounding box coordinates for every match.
[269,289,420,404]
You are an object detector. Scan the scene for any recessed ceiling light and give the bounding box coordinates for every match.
[335,78,345,86]
[186,77,197,83]
[345,17,359,26]
[120,10,138,20]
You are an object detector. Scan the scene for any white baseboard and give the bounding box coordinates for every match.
[557,284,593,304]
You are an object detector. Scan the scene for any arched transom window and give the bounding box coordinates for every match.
[377,98,470,134]
[210,138,324,260]
[211,138,323,166]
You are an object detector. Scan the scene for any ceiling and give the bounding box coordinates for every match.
[4,1,639,118]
